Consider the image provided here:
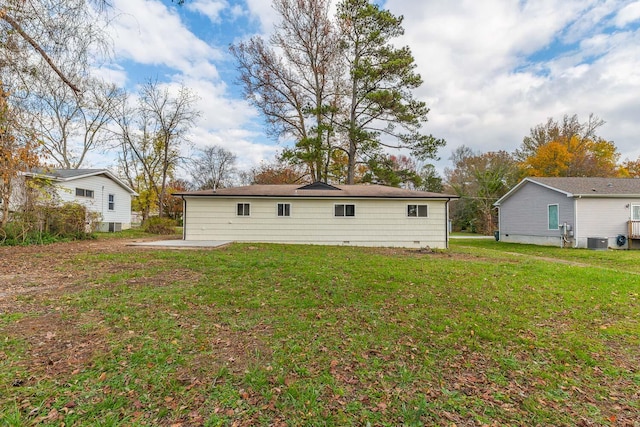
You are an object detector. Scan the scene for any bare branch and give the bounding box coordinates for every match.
[1,11,81,94]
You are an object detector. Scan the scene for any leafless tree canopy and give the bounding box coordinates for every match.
[190,145,237,190]
[113,80,200,218]
[230,0,343,182]
[0,0,110,94]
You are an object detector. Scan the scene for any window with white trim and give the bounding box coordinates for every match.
[334,204,355,217]
[277,203,291,217]
[237,203,250,216]
[407,204,428,217]
[108,194,115,211]
[632,204,640,221]
[75,188,94,198]
[548,204,559,230]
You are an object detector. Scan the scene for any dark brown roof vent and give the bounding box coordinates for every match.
[298,182,341,191]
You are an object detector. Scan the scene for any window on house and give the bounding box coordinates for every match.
[277,203,291,217]
[334,204,355,217]
[407,204,428,217]
[108,194,115,211]
[632,204,640,221]
[548,204,559,230]
[75,188,94,198]
[237,203,250,216]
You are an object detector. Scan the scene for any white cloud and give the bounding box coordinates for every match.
[383,0,640,172]
[244,0,279,33]
[614,0,640,27]
[96,0,640,179]
[186,0,228,23]
[108,0,222,80]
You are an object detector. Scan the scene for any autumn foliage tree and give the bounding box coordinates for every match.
[446,146,520,234]
[0,83,40,228]
[249,160,309,185]
[619,157,640,178]
[518,114,620,177]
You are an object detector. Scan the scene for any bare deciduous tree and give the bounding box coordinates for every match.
[190,145,237,190]
[113,80,199,218]
[0,0,109,94]
[230,0,342,182]
[29,74,122,168]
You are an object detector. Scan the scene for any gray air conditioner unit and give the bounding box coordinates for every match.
[587,237,608,250]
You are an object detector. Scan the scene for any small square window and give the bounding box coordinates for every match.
[335,204,355,217]
[408,204,428,217]
[277,203,291,217]
[237,203,250,216]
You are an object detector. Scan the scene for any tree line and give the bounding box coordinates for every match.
[2,1,639,238]
[1,0,444,226]
[446,113,640,235]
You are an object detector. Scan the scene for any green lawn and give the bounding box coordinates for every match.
[1,239,638,426]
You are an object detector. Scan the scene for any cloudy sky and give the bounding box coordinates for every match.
[97,0,640,175]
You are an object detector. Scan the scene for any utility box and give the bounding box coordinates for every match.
[587,237,608,250]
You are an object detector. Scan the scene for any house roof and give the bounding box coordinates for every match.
[23,168,138,196]
[175,183,458,200]
[494,177,640,206]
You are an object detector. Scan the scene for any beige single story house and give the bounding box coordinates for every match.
[175,182,458,248]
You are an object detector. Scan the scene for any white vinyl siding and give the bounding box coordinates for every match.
[183,197,449,248]
[54,175,133,229]
[573,198,640,248]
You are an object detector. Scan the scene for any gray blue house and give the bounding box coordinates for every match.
[494,177,640,249]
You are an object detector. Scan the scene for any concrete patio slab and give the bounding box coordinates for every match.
[127,240,232,248]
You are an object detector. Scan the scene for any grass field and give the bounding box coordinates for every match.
[1,236,638,426]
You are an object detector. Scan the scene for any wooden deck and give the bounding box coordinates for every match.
[629,220,640,239]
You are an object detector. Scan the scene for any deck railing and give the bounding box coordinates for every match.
[628,220,640,239]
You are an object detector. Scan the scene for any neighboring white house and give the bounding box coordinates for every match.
[175,182,458,249]
[494,177,640,249]
[21,169,137,232]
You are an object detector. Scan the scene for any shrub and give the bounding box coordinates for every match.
[0,202,98,246]
[143,217,177,235]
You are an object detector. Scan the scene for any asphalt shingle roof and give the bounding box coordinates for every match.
[528,177,640,196]
[176,184,458,199]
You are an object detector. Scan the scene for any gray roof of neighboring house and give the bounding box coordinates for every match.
[495,177,640,206]
[176,182,458,199]
[23,168,137,195]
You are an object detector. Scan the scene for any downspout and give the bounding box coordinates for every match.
[497,205,501,241]
[445,199,450,249]
[181,196,186,241]
[574,196,580,248]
